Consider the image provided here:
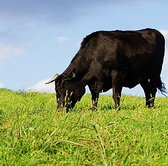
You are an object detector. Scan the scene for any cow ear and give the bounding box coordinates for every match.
[71,72,76,78]
[65,72,76,80]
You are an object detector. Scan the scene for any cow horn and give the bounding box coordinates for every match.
[45,74,59,84]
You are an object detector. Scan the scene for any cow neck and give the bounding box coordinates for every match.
[62,53,91,79]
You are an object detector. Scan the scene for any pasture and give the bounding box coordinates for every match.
[0,88,167,165]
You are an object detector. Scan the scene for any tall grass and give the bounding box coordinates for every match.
[0,89,167,165]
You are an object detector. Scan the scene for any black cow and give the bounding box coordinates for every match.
[46,28,166,112]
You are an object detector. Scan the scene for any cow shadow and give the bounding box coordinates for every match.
[99,106,138,111]
[99,105,168,111]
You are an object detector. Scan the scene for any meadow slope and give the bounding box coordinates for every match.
[0,89,167,166]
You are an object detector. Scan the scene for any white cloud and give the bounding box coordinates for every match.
[56,37,70,42]
[27,79,55,93]
[0,44,25,63]
[0,83,4,88]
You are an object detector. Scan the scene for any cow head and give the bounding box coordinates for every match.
[46,74,86,112]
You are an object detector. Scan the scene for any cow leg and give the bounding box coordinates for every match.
[111,71,123,110]
[140,79,157,107]
[140,80,151,107]
[148,78,157,107]
[90,90,99,109]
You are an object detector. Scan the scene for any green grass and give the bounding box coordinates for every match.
[0,88,167,166]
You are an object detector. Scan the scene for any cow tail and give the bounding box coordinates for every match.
[157,77,167,96]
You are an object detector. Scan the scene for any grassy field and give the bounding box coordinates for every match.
[0,88,167,166]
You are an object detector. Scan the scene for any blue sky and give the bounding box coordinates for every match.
[0,0,168,96]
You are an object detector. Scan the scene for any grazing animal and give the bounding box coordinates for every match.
[46,28,166,112]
